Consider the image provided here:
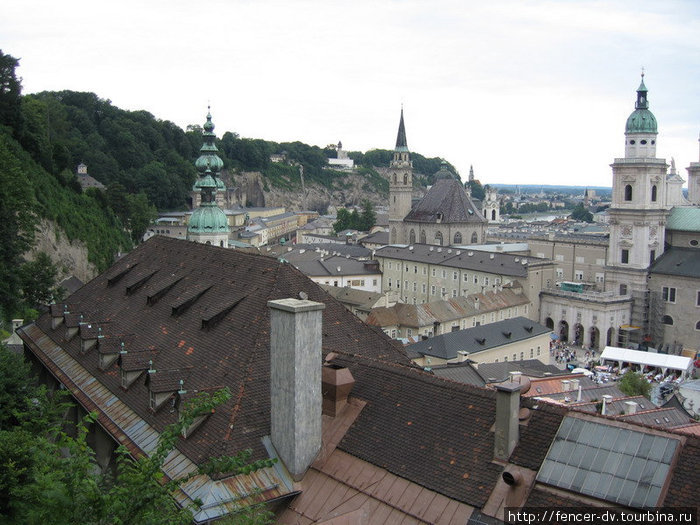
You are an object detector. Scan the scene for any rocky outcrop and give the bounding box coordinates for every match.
[29,220,97,284]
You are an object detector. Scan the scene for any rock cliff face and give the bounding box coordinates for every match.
[227,171,388,214]
[29,220,97,284]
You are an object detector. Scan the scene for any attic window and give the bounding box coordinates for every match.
[107,264,138,286]
[125,270,158,295]
[147,276,183,306]
[524,326,533,333]
[475,337,486,345]
[201,296,245,331]
[171,286,212,316]
[502,331,512,338]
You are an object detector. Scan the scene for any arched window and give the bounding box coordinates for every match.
[491,209,496,220]
[435,231,443,246]
[695,320,700,330]
[471,232,478,243]
[403,174,408,184]
[453,232,462,244]
[651,185,657,202]
[624,184,633,201]
[409,229,416,244]
[393,174,397,183]
[420,230,426,244]
[661,315,674,326]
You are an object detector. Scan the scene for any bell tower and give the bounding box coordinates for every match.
[606,75,669,334]
[388,108,413,244]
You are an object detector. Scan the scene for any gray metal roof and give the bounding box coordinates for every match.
[406,317,551,359]
[649,247,700,278]
[404,177,487,225]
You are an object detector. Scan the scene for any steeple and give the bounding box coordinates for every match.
[624,73,658,158]
[395,107,408,152]
[188,108,230,247]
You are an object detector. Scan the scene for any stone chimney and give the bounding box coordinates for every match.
[268,298,325,481]
[601,394,613,415]
[494,382,522,461]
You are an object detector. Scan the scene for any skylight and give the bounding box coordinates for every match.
[537,416,678,507]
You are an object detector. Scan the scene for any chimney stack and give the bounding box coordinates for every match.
[494,382,522,461]
[624,401,638,415]
[268,298,325,480]
[601,394,613,415]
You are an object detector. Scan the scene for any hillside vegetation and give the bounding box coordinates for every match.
[0,48,458,321]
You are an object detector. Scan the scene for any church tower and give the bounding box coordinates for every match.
[606,75,669,332]
[187,108,230,247]
[388,108,413,244]
[484,186,500,223]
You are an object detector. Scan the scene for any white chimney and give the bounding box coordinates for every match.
[457,350,469,363]
[509,371,522,383]
[624,401,638,415]
[601,394,613,415]
[561,380,571,392]
[268,298,325,481]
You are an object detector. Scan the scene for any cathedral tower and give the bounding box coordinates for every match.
[687,133,700,205]
[606,75,669,331]
[388,108,413,244]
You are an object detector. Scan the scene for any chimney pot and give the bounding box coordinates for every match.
[322,365,355,417]
[494,381,522,461]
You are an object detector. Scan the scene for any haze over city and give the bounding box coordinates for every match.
[3,0,699,187]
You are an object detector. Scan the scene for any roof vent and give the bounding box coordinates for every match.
[447,249,452,254]
[409,246,413,250]
[476,337,486,345]
[455,250,461,255]
[514,258,519,262]
[490,254,495,259]
[437,248,442,253]
[522,258,528,265]
[468,251,473,256]
[502,331,512,338]
[336,266,341,272]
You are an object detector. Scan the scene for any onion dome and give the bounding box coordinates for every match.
[195,107,225,175]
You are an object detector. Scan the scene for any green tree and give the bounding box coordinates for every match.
[126,192,158,243]
[570,202,593,223]
[333,208,351,233]
[467,179,485,201]
[18,252,61,307]
[0,50,22,133]
[359,199,376,231]
[618,370,651,398]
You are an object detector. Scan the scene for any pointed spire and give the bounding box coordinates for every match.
[395,107,408,151]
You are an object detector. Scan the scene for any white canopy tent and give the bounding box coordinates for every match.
[600,346,693,379]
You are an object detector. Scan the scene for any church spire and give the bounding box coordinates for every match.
[395,107,408,152]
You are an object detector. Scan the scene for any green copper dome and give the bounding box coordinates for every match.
[625,75,657,134]
[195,107,225,175]
[188,206,229,233]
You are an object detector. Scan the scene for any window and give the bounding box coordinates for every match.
[556,268,564,278]
[575,256,584,263]
[404,280,408,289]
[661,315,674,325]
[407,329,413,336]
[420,231,426,244]
[650,250,656,265]
[463,273,469,282]
[621,249,629,264]
[441,287,446,296]
[537,346,541,356]
[520,352,524,360]
[596,273,605,283]
[471,232,478,243]
[388,262,392,270]
[422,284,426,293]
[620,284,628,295]
[484,277,489,286]
[504,356,508,362]
[442,269,446,278]
[697,291,700,306]
[453,271,458,280]
[373,279,377,286]
[452,289,457,298]
[388,278,392,287]
[474,275,478,284]
[435,232,443,245]
[651,185,657,202]
[513,354,517,361]
[414,265,418,273]
[422,267,427,275]
[432,268,436,277]
[575,271,583,280]
[413,282,417,292]
[696,321,700,330]
[662,287,676,303]
[454,232,462,244]
[409,230,416,244]
[431,285,436,296]
[555,254,564,262]
[624,184,633,201]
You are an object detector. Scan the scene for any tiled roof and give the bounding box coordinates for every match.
[332,355,505,508]
[667,206,700,232]
[404,178,487,225]
[476,359,564,382]
[375,244,546,277]
[20,236,410,470]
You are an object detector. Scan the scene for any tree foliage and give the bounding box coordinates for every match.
[0,344,274,524]
[570,202,594,223]
[618,370,651,398]
[333,199,376,233]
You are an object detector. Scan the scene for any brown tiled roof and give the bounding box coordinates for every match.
[331,354,504,508]
[509,401,567,471]
[20,236,410,469]
[663,435,700,506]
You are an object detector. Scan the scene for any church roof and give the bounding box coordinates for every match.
[649,247,700,279]
[404,177,488,224]
[667,206,700,232]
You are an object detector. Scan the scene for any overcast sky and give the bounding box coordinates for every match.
[3,0,699,187]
